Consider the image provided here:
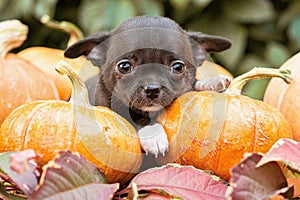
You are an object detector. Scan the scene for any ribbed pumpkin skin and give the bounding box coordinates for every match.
[0,100,143,184]
[264,52,300,141]
[157,91,292,180]
[18,47,99,101]
[0,53,59,124]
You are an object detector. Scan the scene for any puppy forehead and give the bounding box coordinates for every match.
[107,27,194,63]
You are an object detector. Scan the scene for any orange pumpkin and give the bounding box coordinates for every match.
[157,68,293,180]
[0,20,59,125]
[264,52,300,141]
[0,61,142,184]
[18,15,98,100]
[196,60,233,80]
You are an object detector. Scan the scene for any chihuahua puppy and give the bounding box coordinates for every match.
[64,16,231,157]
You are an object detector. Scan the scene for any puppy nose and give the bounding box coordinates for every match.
[143,84,161,99]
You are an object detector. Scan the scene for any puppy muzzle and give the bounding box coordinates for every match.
[143,84,161,100]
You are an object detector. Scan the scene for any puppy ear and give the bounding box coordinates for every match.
[187,32,231,53]
[187,32,231,66]
[64,32,110,66]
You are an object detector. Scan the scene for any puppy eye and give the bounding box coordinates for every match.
[116,59,133,74]
[171,60,186,74]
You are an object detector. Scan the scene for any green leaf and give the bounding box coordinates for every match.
[135,0,164,16]
[169,0,190,10]
[192,0,212,7]
[222,0,276,23]
[187,12,248,70]
[34,0,58,19]
[0,0,9,18]
[265,42,290,66]
[0,0,34,20]
[213,21,247,69]
[237,54,272,99]
[79,0,110,35]
[110,0,136,28]
[236,54,270,75]
[242,78,271,100]
[249,23,282,42]
[288,15,300,49]
[278,1,300,31]
[79,0,136,34]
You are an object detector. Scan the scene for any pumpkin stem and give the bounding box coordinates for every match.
[227,67,292,95]
[0,20,28,58]
[55,60,90,107]
[41,15,84,47]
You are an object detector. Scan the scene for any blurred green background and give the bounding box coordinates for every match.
[1,0,299,99]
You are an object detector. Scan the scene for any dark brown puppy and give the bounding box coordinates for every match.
[64,16,231,157]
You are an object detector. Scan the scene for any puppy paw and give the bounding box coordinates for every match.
[138,123,169,157]
[194,75,232,92]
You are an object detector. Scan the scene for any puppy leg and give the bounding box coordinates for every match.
[138,123,169,157]
[194,75,231,92]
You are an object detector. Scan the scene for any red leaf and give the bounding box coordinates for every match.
[227,153,293,200]
[256,138,300,198]
[30,151,113,200]
[0,150,38,196]
[257,138,300,171]
[10,149,37,174]
[31,183,119,200]
[118,164,227,199]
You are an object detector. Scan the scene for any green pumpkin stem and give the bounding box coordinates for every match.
[228,67,293,95]
[41,15,84,47]
[0,20,28,58]
[55,60,90,107]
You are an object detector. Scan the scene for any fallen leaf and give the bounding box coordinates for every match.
[30,151,117,200]
[0,150,38,196]
[257,138,300,171]
[31,183,119,200]
[0,182,27,200]
[227,153,293,200]
[256,138,300,198]
[118,163,227,200]
[9,149,37,174]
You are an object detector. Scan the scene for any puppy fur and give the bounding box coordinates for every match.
[64,16,231,157]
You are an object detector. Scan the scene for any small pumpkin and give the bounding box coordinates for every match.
[264,52,300,141]
[0,19,59,125]
[0,61,142,184]
[18,15,98,101]
[157,67,293,180]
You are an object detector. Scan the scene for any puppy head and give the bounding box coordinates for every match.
[64,16,231,112]
[110,48,196,112]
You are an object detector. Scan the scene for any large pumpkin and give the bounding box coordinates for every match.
[0,20,59,125]
[264,52,300,141]
[157,68,293,180]
[0,61,142,184]
[18,15,98,100]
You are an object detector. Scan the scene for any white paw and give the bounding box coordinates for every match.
[194,75,232,92]
[138,123,169,157]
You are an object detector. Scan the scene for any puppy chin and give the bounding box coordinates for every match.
[140,105,164,112]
